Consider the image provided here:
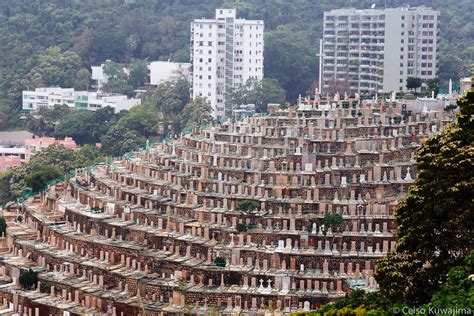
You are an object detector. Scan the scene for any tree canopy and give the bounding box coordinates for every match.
[226,78,286,112]
[375,91,474,305]
[0,0,472,130]
[25,165,63,192]
[0,217,7,236]
[406,77,423,93]
[180,97,213,131]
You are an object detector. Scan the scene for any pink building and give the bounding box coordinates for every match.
[25,137,78,161]
[460,77,473,94]
[0,155,21,172]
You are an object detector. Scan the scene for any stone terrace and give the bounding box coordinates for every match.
[0,95,451,315]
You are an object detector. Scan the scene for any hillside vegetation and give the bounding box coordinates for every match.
[0,0,473,129]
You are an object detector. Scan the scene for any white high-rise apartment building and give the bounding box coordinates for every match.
[322,6,439,94]
[191,9,264,119]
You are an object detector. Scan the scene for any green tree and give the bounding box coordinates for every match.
[0,217,7,236]
[406,77,423,93]
[29,47,81,88]
[180,97,213,131]
[264,27,317,101]
[425,78,439,96]
[214,257,226,268]
[152,78,190,115]
[100,125,145,157]
[116,102,160,138]
[236,200,260,213]
[26,104,72,136]
[55,110,98,144]
[127,59,149,89]
[0,171,14,205]
[74,68,91,90]
[28,143,78,173]
[74,144,102,167]
[102,60,133,96]
[227,78,286,113]
[421,250,474,312]
[19,269,38,290]
[25,165,63,192]
[323,213,343,232]
[375,91,474,305]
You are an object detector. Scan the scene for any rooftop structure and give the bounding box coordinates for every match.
[0,131,33,147]
[322,6,439,94]
[22,88,141,113]
[0,95,451,314]
[191,9,264,119]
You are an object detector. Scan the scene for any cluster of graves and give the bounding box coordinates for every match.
[0,95,451,315]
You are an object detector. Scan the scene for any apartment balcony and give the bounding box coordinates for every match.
[336,46,349,51]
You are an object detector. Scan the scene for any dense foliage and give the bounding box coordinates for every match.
[0,0,472,129]
[235,200,260,213]
[0,217,7,236]
[226,78,286,112]
[375,91,474,305]
[420,250,474,313]
[0,143,101,206]
[25,165,63,192]
[19,269,38,290]
[293,290,390,315]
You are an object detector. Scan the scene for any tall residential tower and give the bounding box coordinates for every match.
[322,6,439,95]
[191,9,264,119]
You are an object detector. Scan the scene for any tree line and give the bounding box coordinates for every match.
[0,0,473,129]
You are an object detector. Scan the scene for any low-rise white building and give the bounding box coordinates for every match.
[149,61,192,85]
[91,60,191,90]
[91,61,129,91]
[22,88,141,113]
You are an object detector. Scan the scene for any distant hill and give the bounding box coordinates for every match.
[0,0,472,126]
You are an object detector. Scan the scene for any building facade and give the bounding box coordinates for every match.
[22,88,141,113]
[322,6,439,94]
[191,9,264,119]
[149,61,192,86]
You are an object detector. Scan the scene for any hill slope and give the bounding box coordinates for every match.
[0,0,472,127]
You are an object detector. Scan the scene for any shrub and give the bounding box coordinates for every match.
[236,223,247,232]
[214,257,226,268]
[0,217,7,236]
[19,269,38,290]
[236,200,260,213]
